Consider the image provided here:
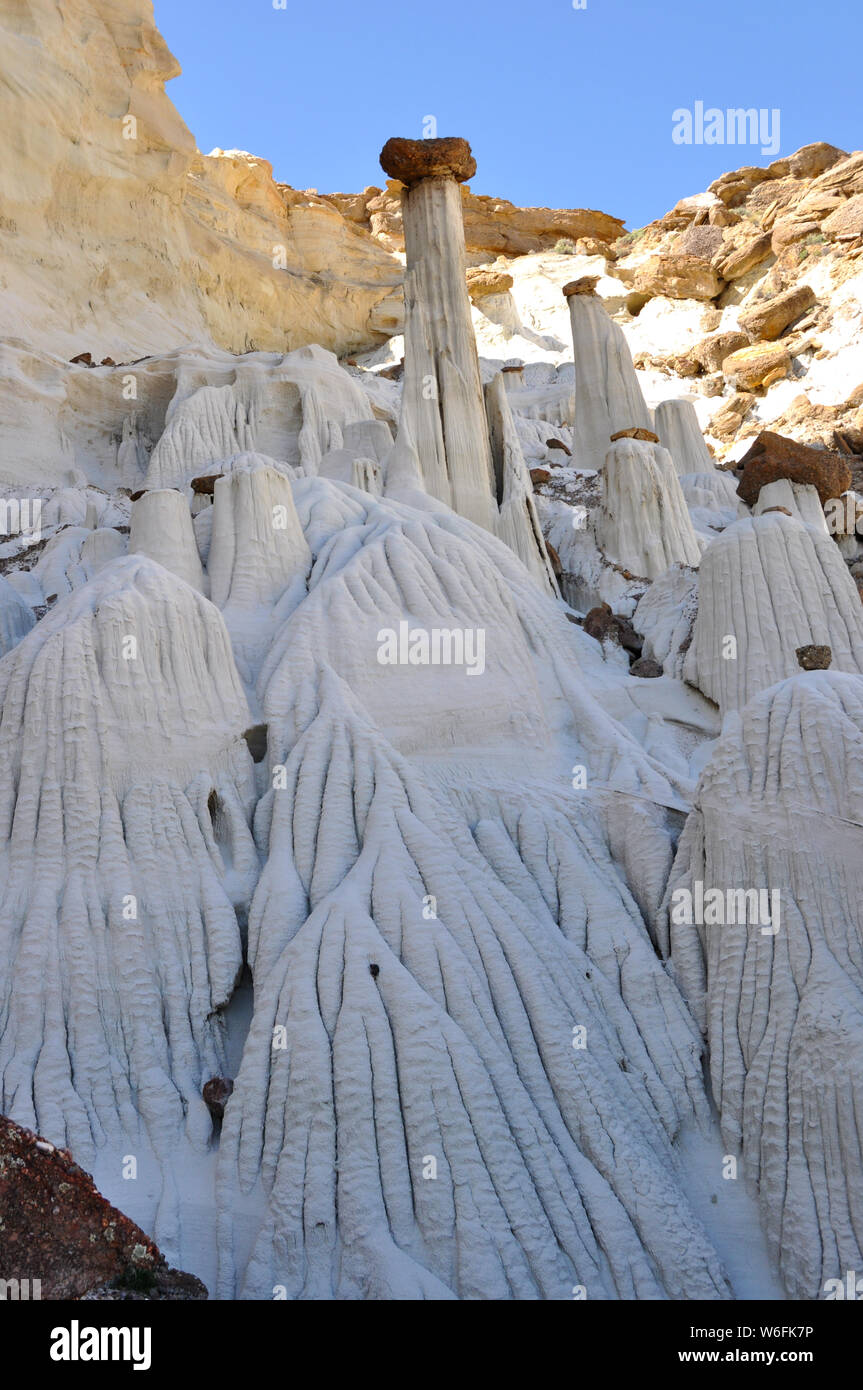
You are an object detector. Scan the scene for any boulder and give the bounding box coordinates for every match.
[202,1076,234,1120]
[721,342,792,390]
[529,468,551,485]
[379,136,476,186]
[709,392,755,440]
[737,431,852,506]
[583,602,642,654]
[693,329,749,373]
[822,193,863,241]
[678,224,726,260]
[739,284,817,341]
[630,252,725,302]
[771,216,820,255]
[787,142,847,178]
[796,644,832,670]
[466,267,514,300]
[629,656,663,678]
[716,231,774,280]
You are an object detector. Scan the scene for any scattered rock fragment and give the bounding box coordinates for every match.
[202,1077,234,1121]
[796,644,832,670]
[610,427,660,443]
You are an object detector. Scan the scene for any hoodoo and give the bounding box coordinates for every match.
[379,137,497,529]
[563,278,653,472]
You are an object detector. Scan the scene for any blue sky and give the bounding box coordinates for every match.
[154,0,860,230]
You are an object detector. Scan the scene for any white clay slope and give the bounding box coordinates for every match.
[685,512,863,712]
[0,556,258,1252]
[661,671,863,1299]
[214,477,731,1300]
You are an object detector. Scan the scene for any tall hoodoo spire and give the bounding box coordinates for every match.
[379,136,497,530]
[563,276,652,473]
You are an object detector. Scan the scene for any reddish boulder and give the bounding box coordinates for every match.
[583,603,642,655]
[190,473,224,496]
[0,1115,206,1300]
[736,431,852,506]
[379,136,476,186]
[202,1077,234,1121]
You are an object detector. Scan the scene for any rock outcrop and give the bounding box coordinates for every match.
[0,2,402,360]
[0,1115,206,1299]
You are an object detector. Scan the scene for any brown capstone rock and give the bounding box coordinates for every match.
[529,468,551,485]
[796,644,832,670]
[762,506,793,516]
[546,438,572,455]
[0,1114,206,1300]
[563,276,600,297]
[610,427,660,443]
[190,473,224,496]
[736,431,853,506]
[466,268,514,300]
[379,136,476,187]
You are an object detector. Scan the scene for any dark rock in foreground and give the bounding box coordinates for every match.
[0,1115,206,1300]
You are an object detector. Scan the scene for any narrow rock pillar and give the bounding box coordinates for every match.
[380,136,496,529]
